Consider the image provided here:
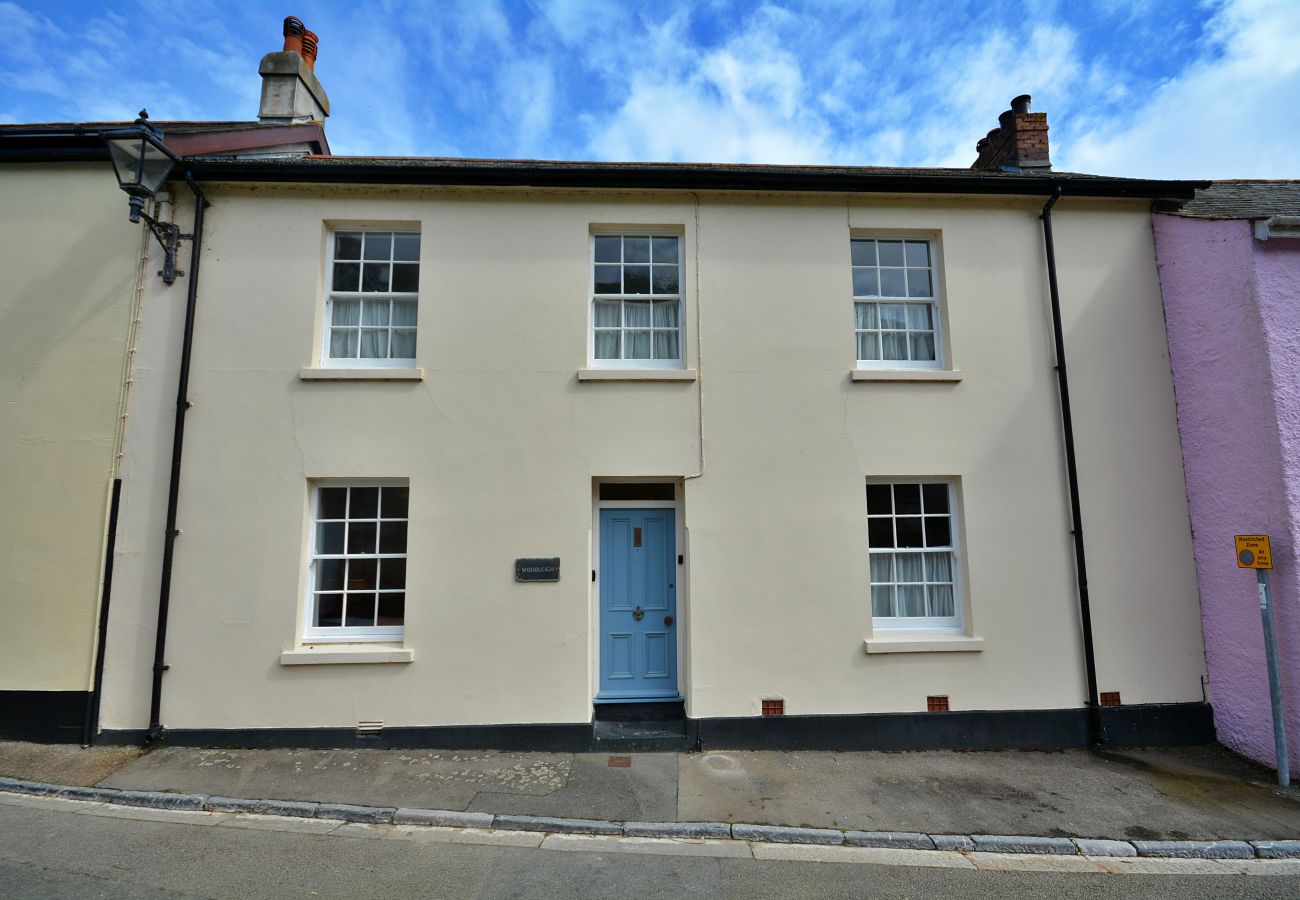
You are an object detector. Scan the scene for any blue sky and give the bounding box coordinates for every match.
[2,0,1297,178]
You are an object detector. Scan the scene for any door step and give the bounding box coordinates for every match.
[593,700,685,723]
[592,718,689,752]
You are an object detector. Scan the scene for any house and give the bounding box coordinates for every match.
[0,16,329,743]
[4,19,1215,751]
[1154,181,1300,779]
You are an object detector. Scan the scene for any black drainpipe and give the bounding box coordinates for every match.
[1040,187,1103,746]
[146,173,208,746]
[82,477,123,746]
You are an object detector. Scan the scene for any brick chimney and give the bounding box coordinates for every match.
[971,94,1050,172]
[258,16,330,124]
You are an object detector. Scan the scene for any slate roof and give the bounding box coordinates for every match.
[1171,180,1300,219]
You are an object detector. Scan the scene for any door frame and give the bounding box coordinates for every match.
[591,481,685,706]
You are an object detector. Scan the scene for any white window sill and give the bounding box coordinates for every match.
[863,635,985,654]
[299,368,424,381]
[578,368,698,382]
[280,645,414,665]
[851,369,963,383]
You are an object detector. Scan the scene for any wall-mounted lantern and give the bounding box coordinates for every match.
[103,110,188,283]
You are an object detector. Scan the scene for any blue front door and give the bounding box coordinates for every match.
[598,508,678,701]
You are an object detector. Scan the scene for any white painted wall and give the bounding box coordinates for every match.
[100,184,1204,731]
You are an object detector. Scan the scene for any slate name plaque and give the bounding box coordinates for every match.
[515,557,560,582]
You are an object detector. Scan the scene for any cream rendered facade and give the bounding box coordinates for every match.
[99,182,1206,739]
[0,164,140,739]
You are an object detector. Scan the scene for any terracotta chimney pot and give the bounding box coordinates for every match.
[282,16,305,54]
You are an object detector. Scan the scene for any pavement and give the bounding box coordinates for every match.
[2,739,1298,844]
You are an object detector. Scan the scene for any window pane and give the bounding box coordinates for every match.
[317,521,345,554]
[625,300,651,327]
[624,265,650,293]
[907,269,933,298]
[652,265,679,294]
[856,332,879,361]
[924,515,951,547]
[871,585,894,617]
[929,584,955,617]
[348,558,378,590]
[391,263,419,292]
[851,240,875,267]
[334,233,362,260]
[867,517,894,548]
[869,553,892,582]
[879,268,907,297]
[379,557,406,590]
[896,552,924,582]
[594,265,621,294]
[922,483,949,513]
[852,268,878,297]
[316,559,344,591]
[882,332,908,360]
[391,301,418,326]
[360,329,389,358]
[878,240,905,267]
[363,232,392,260]
[318,487,348,519]
[898,585,926,616]
[910,332,936,361]
[624,237,650,263]
[328,329,357,358]
[594,300,621,327]
[351,487,379,518]
[377,592,405,626]
[926,552,953,582]
[348,522,377,555]
[626,330,651,359]
[332,262,360,292]
[315,593,343,627]
[894,484,921,514]
[652,236,679,263]
[906,304,933,330]
[379,521,408,554]
[896,516,924,547]
[392,233,420,261]
[855,302,877,329]
[880,304,906,330]
[332,299,360,326]
[594,236,621,263]
[345,593,377,626]
[653,330,679,360]
[362,262,391,292]
[390,330,416,359]
[866,484,892,514]
[382,486,409,518]
[652,300,679,327]
[594,331,620,359]
[904,241,930,267]
[362,301,390,325]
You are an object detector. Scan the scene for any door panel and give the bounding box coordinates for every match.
[598,508,678,700]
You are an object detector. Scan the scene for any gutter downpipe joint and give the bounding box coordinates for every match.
[1040,186,1103,746]
[146,172,209,747]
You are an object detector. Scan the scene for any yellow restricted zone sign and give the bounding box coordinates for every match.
[1236,534,1272,569]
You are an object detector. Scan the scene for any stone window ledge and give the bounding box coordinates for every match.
[851,369,963,383]
[299,368,424,381]
[863,635,985,654]
[578,368,698,382]
[280,645,414,665]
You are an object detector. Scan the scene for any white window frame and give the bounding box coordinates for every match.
[323,228,420,369]
[589,230,685,369]
[867,480,963,635]
[303,480,408,643]
[852,236,943,370]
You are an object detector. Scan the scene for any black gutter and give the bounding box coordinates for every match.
[82,477,123,746]
[1040,187,1102,745]
[146,173,209,746]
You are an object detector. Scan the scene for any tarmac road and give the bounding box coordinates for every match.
[1,796,1296,899]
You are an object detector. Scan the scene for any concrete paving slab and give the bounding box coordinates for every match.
[0,740,141,787]
[387,825,546,847]
[77,804,227,826]
[539,833,753,858]
[1244,860,1300,876]
[678,745,1300,839]
[0,792,104,814]
[749,842,976,868]
[329,822,392,840]
[968,852,1105,873]
[218,813,343,835]
[466,752,677,821]
[1094,857,1242,875]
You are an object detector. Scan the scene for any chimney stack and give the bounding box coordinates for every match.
[258,16,330,124]
[971,94,1050,172]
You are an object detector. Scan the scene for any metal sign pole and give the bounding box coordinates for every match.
[1257,568,1291,788]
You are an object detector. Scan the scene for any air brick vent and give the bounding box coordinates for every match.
[1100,692,1122,707]
[926,695,950,712]
[356,720,384,738]
[761,699,784,717]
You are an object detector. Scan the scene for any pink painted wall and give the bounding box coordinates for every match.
[1154,214,1300,776]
